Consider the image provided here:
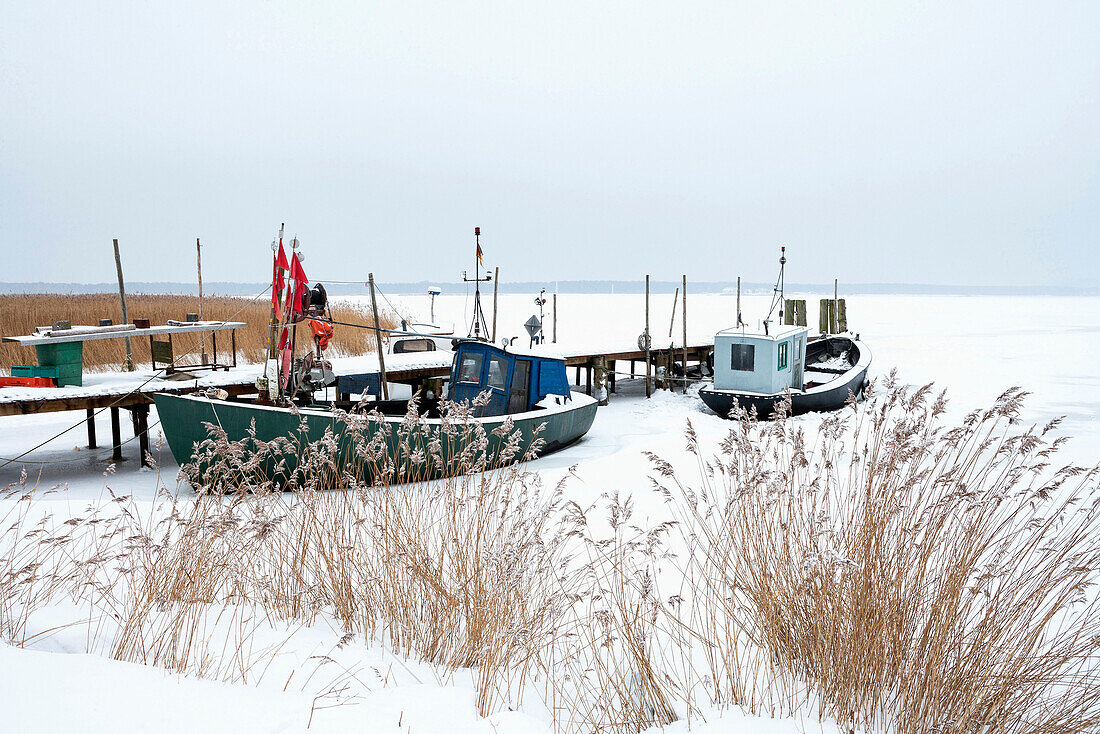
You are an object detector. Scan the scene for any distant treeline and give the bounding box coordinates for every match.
[1,280,1096,296]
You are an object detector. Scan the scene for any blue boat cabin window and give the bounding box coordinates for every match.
[731,344,755,371]
[777,341,789,370]
[457,353,483,383]
[487,354,508,391]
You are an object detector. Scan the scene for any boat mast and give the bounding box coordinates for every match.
[463,226,492,340]
[763,246,786,336]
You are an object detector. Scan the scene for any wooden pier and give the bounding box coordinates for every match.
[0,340,713,465]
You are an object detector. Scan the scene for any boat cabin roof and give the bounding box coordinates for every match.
[448,340,571,416]
[716,323,806,342]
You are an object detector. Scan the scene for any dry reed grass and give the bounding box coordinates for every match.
[2,379,1099,733]
[0,293,397,372]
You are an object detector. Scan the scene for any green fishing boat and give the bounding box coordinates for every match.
[153,339,598,488]
[154,227,596,489]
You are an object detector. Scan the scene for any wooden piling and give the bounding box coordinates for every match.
[736,277,741,326]
[785,299,807,326]
[681,275,687,394]
[838,299,847,332]
[197,237,207,364]
[552,293,557,344]
[833,279,839,334]
[819,299,834,334]
[135,405,151,467]
[368,273,390,400]
[644,275,652,398]
[86,408,97,449]
[594,356,609,406]
[113,239,134,371]
[110,407,123,461]
[491,266,499,342]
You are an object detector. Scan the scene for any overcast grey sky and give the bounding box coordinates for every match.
[2,1,1097,287]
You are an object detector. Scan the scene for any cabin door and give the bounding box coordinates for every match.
[508,360,531,413]
[794,337,804,388]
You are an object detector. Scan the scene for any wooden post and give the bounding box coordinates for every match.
[85,408,97,449]
[736,277,741,327]
[552,293,557,344]
[491,266,499,342]
[644,275,651,398]
[113,239,134,371]
[784,301,795,325]
[196,238,204,318]
[609,360,616,393]
[682,275,688,394]
[833,279,839,334]
[819,298,837,334]
[110,407,123,461]
[594,356,609,406]
[136,405,151,467]
[796,300,807,326]
[668,287,679,338]
[838,299,847,332]
[368,273,390,400]
[197,237,207,364]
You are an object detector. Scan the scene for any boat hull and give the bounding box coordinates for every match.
[699,335,871,420]
[152,392,598,487]
[699,366,868,418]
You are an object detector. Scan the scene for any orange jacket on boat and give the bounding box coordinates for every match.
[309,319,333,351]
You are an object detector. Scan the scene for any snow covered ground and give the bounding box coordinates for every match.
[0,293,1097,733]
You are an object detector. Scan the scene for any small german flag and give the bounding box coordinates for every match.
[476,241,484,266]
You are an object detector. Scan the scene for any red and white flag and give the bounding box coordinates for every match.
[288,253,309,316]
[272,240,290,310]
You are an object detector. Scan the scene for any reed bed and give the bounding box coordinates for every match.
[0,293,397,372]
[2,380,1099,732]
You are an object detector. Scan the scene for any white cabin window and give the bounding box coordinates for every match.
[394,338,436,353]
[777,342,789,370]
[730,344,755,372]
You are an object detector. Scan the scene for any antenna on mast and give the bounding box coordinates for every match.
[463,226,492,340]
[763,246,786,336]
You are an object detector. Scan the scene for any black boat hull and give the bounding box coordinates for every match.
[699,336,870,420]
